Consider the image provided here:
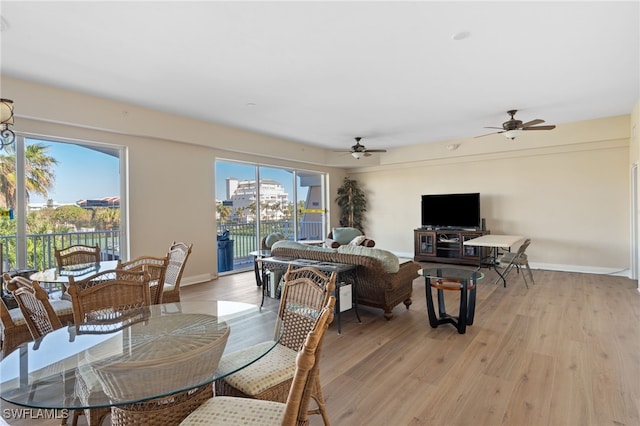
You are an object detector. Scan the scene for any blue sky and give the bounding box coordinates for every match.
[28,139,120,205]
[26,140,301,205]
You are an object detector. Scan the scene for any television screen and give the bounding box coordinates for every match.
[421,193,480,229]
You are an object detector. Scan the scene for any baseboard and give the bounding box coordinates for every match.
[530,262,631,278]
[394,250,631,278]
[180,273,213,287]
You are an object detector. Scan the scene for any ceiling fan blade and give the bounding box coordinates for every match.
[365,149,387,153]
[364,152,372,157]
[522,125,556,131]
[484,126,504,130]
[520,119,545,128]
[474,131,503,138]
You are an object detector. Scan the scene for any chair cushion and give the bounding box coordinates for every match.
[180,396,285,425]
[7,299,73,326]
[218,342,297,396]
[337,245,400,273]
[332,227,363,245]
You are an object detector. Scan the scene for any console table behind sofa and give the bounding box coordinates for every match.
[270,243,420,320]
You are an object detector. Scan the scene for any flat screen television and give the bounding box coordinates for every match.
[421,193,481,229]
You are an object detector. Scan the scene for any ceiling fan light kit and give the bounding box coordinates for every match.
[335,137,387,159]
[503,129,522,140]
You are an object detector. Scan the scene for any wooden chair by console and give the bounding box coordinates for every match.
[215,265,336,425]
[161,241,193,303]
[117,255,169,304]
[54,244,101,269]
[67,268,151,426]
[1,273,74,357]
[181,301,335,426]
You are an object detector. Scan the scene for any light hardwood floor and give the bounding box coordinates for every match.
[3,265,639,425]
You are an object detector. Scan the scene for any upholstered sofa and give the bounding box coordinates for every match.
[270,241,420,320]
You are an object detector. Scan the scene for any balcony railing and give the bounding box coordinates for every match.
[1,220,322,275]
[0,230,120,273]
[217,220,323,272]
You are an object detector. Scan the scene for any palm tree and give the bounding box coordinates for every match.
[0,143,58,209]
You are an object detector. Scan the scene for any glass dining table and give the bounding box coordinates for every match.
[0,301,282,424]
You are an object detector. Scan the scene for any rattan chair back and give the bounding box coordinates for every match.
[117,255,169,304]
[180,300,335,426]
[277,265,336,351]
[161,241,193,303]
[67,268,152,324]
[54,244,101,269]
[6,275,63,340]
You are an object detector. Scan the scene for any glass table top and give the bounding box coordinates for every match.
[0,301,281,410]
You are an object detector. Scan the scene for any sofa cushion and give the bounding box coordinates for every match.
[332,227,363,245]
[271,240,308,251]
[337,245,400,273]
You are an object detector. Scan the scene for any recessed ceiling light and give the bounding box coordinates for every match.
[246,102,256,107]
[452,31,470,41]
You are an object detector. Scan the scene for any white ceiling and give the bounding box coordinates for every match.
[1,1,638,153]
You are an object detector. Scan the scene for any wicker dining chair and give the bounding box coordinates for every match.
[215,265,336,425]
[54,244,101,269]
[7,275,63,340]
[1,273,74,357]
[67,268,152,426]
[117,255,169,304]
[5,275,76,425]
[161,241,193,303]
[181,300,335,426]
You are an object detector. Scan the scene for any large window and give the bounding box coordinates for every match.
[0,136,123,274]
[215,159,326,272]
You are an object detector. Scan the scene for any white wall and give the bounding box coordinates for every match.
[346,115,631,275]
[3,76,637,280]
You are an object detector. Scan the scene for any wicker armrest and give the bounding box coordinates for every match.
[391,261,421,286]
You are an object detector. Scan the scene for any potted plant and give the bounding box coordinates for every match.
[335,176,367,232]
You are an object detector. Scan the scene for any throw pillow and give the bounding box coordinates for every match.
[332,227,363,245]
[349,235,367,246]
[265,232,285,248]
[337,245,400,273]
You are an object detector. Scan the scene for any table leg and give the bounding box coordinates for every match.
[335,285,342,334]
[425,277,439,328]
[457,279,468,334]
[253,257,262,287]
[467,277,477,325]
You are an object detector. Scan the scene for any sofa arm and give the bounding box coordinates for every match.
[390,261,421,287]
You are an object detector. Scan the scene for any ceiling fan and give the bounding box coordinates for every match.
[476,110,556,140]
[336,137,387,159]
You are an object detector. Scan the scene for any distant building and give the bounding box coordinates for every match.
[77,197,120,209]
[225,178,289,220]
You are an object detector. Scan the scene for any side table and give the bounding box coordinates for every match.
[421,267,484,334]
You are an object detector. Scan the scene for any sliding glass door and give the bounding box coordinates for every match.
[215,160,326,273]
